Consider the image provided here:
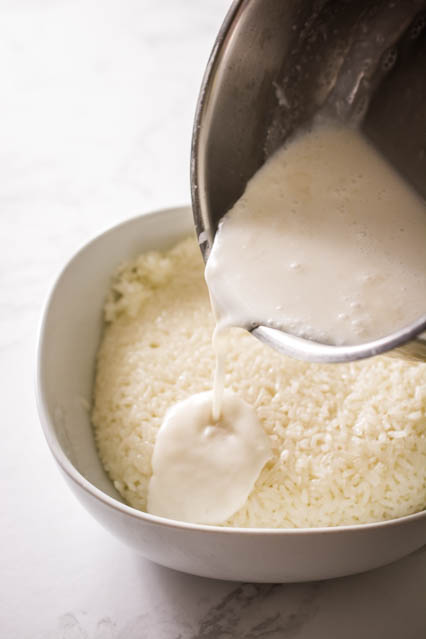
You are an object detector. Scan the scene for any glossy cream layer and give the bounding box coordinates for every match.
[206,125,426,346]
[147,390,271,524]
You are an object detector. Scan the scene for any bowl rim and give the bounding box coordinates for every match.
[35,206,426,536]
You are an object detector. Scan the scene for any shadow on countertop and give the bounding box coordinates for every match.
[131,544,426,639]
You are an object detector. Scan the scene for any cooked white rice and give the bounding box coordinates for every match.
[92,236,426,528]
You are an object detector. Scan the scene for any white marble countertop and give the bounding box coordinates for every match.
[1,1,425,637]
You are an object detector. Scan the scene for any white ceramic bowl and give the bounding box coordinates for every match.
[36,206,426,583]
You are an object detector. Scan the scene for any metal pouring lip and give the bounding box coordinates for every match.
[191,0,426,363]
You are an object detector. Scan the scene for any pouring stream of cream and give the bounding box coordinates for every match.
[148,123,426,524]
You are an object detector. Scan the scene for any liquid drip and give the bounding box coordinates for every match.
[148,122,426,524]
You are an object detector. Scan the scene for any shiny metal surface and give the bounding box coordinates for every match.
[191,0,426,363]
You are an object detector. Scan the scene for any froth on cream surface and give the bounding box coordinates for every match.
[206,124,426,346]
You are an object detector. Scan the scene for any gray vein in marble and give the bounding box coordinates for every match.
[189,582,321,639]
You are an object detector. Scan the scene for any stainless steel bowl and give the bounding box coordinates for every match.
[191,0,426,363]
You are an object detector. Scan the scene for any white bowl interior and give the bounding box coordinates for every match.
[38,206,194,501]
